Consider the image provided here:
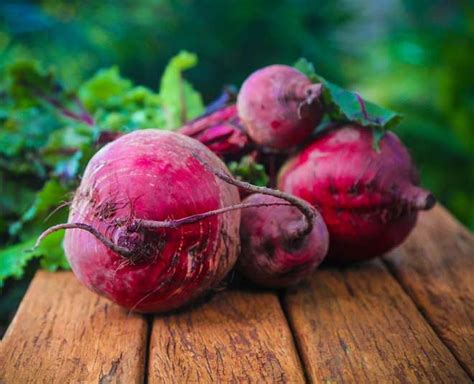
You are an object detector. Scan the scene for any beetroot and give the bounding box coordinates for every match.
[237,65,324,150]
[198,163,329,287]
[278,124,435,264]
[238,194,328,287]
[38,130,241,313]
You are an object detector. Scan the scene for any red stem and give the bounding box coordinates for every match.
[25,82,95,126]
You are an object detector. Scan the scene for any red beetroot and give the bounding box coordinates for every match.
[199,164,329,287]
[237,65,324,150]
[179,105,249,156]
[278,124,436,264]
[238,194,328,287]
[39,130,241,313]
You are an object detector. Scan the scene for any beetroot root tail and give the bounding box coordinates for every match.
[404,185,436,210]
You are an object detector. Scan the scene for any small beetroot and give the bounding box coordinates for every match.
[238,194,328,287]
[200,163,329,287]
[278,124,435,264]
[237,65,324,150]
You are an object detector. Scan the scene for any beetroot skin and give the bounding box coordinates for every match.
[64,130,240,312]
[238,194,329,287]
[199,166,329,288]
[278,124,435,264]
[237,65,323,150]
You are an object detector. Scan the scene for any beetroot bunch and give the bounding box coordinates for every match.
[192,64,435,264]
[37,63,435,313]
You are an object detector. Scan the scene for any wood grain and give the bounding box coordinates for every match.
[283,260,470,383]
[148,289,304,383]
[384,205,474,377]
[0,271,148,384]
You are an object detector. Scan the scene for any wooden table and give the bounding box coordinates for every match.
[1,206,473,383]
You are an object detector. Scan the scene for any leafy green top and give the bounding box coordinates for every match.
[294,58,402,148]
[228,156,269,187]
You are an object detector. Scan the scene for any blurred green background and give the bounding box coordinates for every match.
[0,0,473,333]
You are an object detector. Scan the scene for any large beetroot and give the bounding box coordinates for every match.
[278,124,435,263]
[39,130,241,312]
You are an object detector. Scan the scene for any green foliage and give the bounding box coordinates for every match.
[0,231,66,288]
[295,58,402,149]
[9,179,69,238]
[80,67,166,131]
[159,51,204,129]
[79,66,133,112]
[317,78,402,131]
[0,107,62,163]
[228,156,269,187]
[0,239,36,288]
[7,60,59,107]
[0,172,36,221]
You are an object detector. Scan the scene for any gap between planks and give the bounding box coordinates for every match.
[278,291,312,384]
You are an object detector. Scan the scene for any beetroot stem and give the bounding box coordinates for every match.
[193,154,316,239]
[137,201,291,229]
[35,202,291,257]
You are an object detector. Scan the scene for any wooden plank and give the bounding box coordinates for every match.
[384,205,474,377]
[0,271,148,384]
[149,290,305,383]
[283,260,470,383]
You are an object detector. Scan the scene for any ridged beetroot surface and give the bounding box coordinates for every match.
[64,130,240,312]
[278,125,435,263]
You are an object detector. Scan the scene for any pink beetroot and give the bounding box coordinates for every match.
[237,65,324,150]
[38,130,241,313]
[278,124,435,264]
